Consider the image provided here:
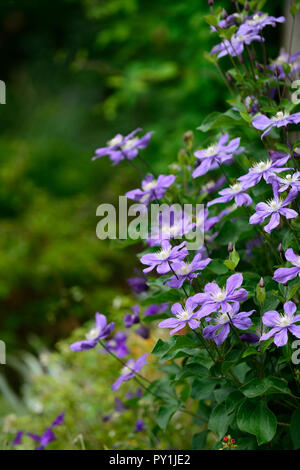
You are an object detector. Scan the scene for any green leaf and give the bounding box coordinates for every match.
[157,405,178,430]
[192,431,208,450]
[237,399,277,445]
[241,377,291,399]
[190,378,217,400]
[290,407,300,449]
[260,337,274,353]
[290,0,300,16]
[208,259,229,275]
[208,403,231,439]
[256,283,266,303]
[242,347,259,358]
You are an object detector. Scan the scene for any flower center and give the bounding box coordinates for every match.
[143,180,157,191]
[272,111,289,121]
[176,308,192,321]
[86,327,101,340]
[276,315,292,327]
[266,198,282,212]
[230,182,242,193]
[205,144,218,157]
[156,247,172,260]
[121,360,135,376]
[295,256,300,267]
[108,135,123,147]
[213,289,227,301]
[176,263,192,276]
[122,138,139,150]
[218,312,230,325]
[248,13,267,25]
[252,159,272,173]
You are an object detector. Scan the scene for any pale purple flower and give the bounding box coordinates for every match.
[252,111,300,138]
[166,253,211,288]
[211,25,264,58]
[140,240,188,274]
[111,353,148,391]
[12,413,65,450]
[135,325,150,339]
[147,206,195,246]
[144,302,169,316]
[124,305,140,328]
[192,134,241,178]
[127,274,148,294]
[158,297,201,334]
[240,333,260,344]
[106,332,129,358]
[273,248,300,284]
[200,175,226,194]
[126,173,175,204]
[276,171,300,193]
[92,128,153,165]
[269,50,300,79]
[238,151,291,188]
[260,301,300,347]
[192,273,248,317]
[70,314,115,352]
[207,181,252,207]
[242,12,285,34]
[203,303,254,345]
[249,186,298,233]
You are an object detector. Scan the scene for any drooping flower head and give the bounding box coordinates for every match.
[111,353,148,391]
[105,332,129,358]
[70,314,115,352]
[252,111,300,139]
[158,297,201,335]
[260,301,300,347]
[140,240,188,274]
[273,248,300,284]
[192,134,241,178]
[144,302,169,317]
[269,50,300,79]
[192,273,248,317]
[93,128,153,165]
[211,25,264,59]
[126,174,175,204]
[203,303,254,345]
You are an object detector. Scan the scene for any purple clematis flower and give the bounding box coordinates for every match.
[92,128,153,165]
[166,253,211,288]
[70,313,115,352]
[252,111,300,138]
[211,25,264,58]
[207,181,252,207]
[144,302,169,316]
[127,274,148,294]
[273,248,300,284]
[275,171,300,193]
[203,303,254,345]
[126,173,175,204]
[158,297,201,335]
[134,419,145,432]
[192,134,241,178]
[106,332,129,358]
[240,333,260,344]
[135,325,150,339]
[12,413,65,450]
[140,240,188,274]
[269,50,300,79]
[242,12,285,34]
[260,301,300,347]
[147,206,195,246]
[192,273,248,317]
[238,151,290,188]
[249,185,298,233]
[124,305,140,328]
[111,353,148,391]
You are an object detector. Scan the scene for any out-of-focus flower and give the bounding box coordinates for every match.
[144,303,169,316]
[111,354,148,391]
[124,305,140,328]
[12,413,65,450]
[93,128,153,165]
[106,332,129,358]
[70,314,115,352]
[134,419,145,432]
[275,171,300,193]
[242,12,285,34]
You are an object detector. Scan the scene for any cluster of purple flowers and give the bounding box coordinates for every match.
[12,413,65,450]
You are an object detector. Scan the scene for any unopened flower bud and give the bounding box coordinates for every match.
[231,438,236,444]
[259,277,265,288]
[208,0,214,6]
[226,72,233,84]
[183,130,194,146]
[245,2,250,11]
[223,436,228,442]
[228,242,234,253]
[278,242,283,253]
[221,9,228,19]
[256,62,264,73]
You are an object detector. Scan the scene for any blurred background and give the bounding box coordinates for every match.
[0,0,287,449]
